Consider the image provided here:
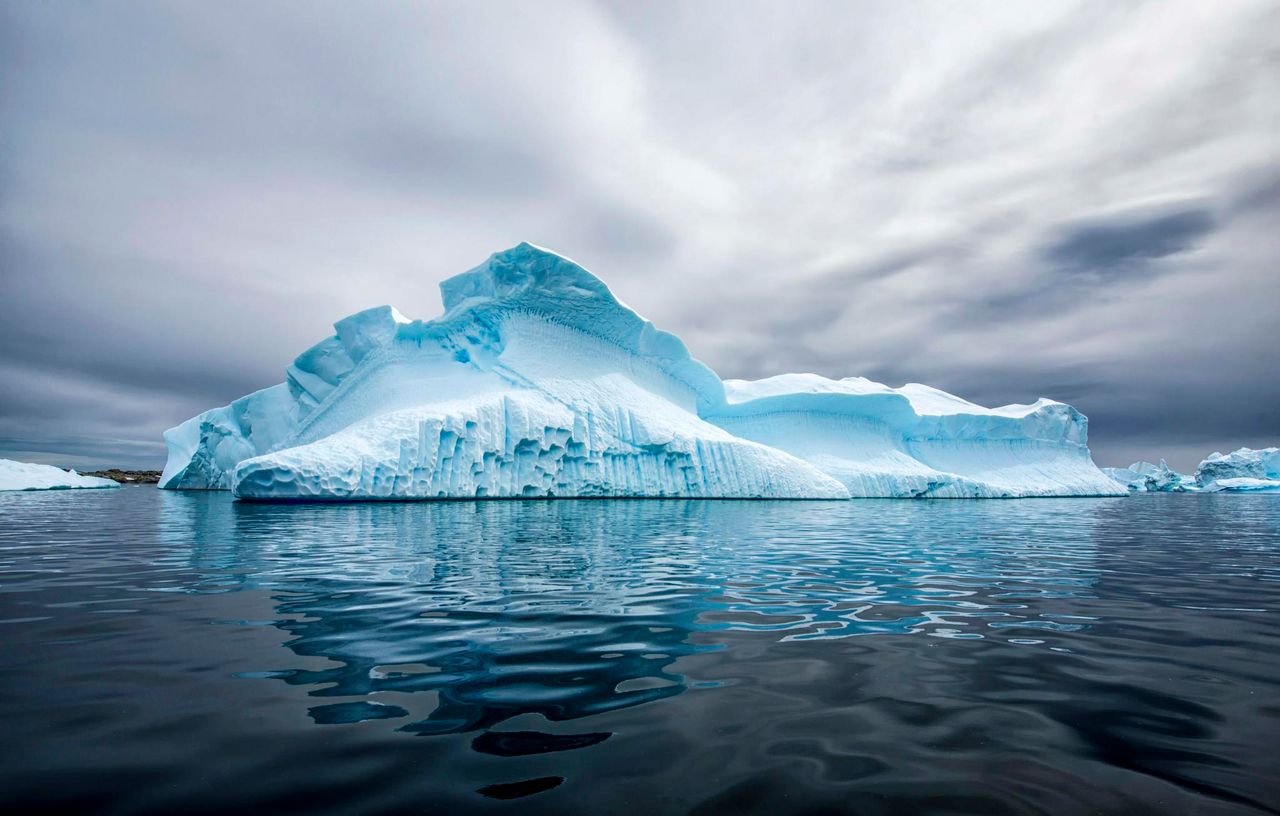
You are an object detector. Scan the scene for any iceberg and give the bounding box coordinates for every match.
[1101,460,1195,493]
[1195,448,1280,493]
[0,458,120,491]
[159,244,1122,500]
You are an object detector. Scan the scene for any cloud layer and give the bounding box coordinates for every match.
[2,0,1277,471]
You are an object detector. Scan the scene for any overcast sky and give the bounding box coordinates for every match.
[2,0,1277,472]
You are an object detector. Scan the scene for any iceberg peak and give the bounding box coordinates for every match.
[439,243,614,312]
[431,243,726,411]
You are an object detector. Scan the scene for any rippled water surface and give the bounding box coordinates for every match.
[1,489,1278,814]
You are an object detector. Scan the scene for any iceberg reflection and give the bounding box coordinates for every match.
[157,494,1109,735]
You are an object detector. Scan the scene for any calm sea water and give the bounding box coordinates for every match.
[0,488,1277,815]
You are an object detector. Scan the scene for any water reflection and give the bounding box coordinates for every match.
[157,494,1108,737]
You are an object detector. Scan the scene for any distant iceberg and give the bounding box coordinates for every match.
[1101,460,1195,493]
[159,244,1123,500]
[1195,448,1280,493]
[0,458,120,491]
[1102,447,1280,494]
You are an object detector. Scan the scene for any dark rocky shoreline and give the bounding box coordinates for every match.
[82,470,161,484]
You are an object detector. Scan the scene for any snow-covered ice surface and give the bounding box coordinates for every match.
[1101,460,1196,493]
[1195,448,1280,493]
[160,244,1121,500]
[0,459,120,491]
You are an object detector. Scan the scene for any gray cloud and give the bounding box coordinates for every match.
[1,0,1277,473]
[1042,206,1215,274]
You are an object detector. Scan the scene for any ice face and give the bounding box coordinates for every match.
[0,458,120,491]
[1195,448,1280,493]
[232,392,847,500]
[160,243,1122,500]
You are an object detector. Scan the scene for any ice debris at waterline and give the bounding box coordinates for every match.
[0,459,121,491]
[1102,447,1280,493]
[1101,460,1195,493]
[159,244,1124,501]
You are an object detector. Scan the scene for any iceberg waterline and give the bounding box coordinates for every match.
[160,243,1124,500]
[0,458,120,492]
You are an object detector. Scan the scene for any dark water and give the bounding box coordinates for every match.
[1,489,1278,815]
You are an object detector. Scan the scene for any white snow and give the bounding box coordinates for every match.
[0,459,120,491]
[160,243,1122,501]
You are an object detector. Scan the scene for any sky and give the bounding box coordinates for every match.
[1,0,1277,473]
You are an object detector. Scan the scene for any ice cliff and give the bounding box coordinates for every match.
[160,244,1122,500]
[0,459,120,491]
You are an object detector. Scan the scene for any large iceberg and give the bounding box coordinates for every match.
[160,244,1122,500]
[1195,447,1280,493]
[0,458,120,491]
